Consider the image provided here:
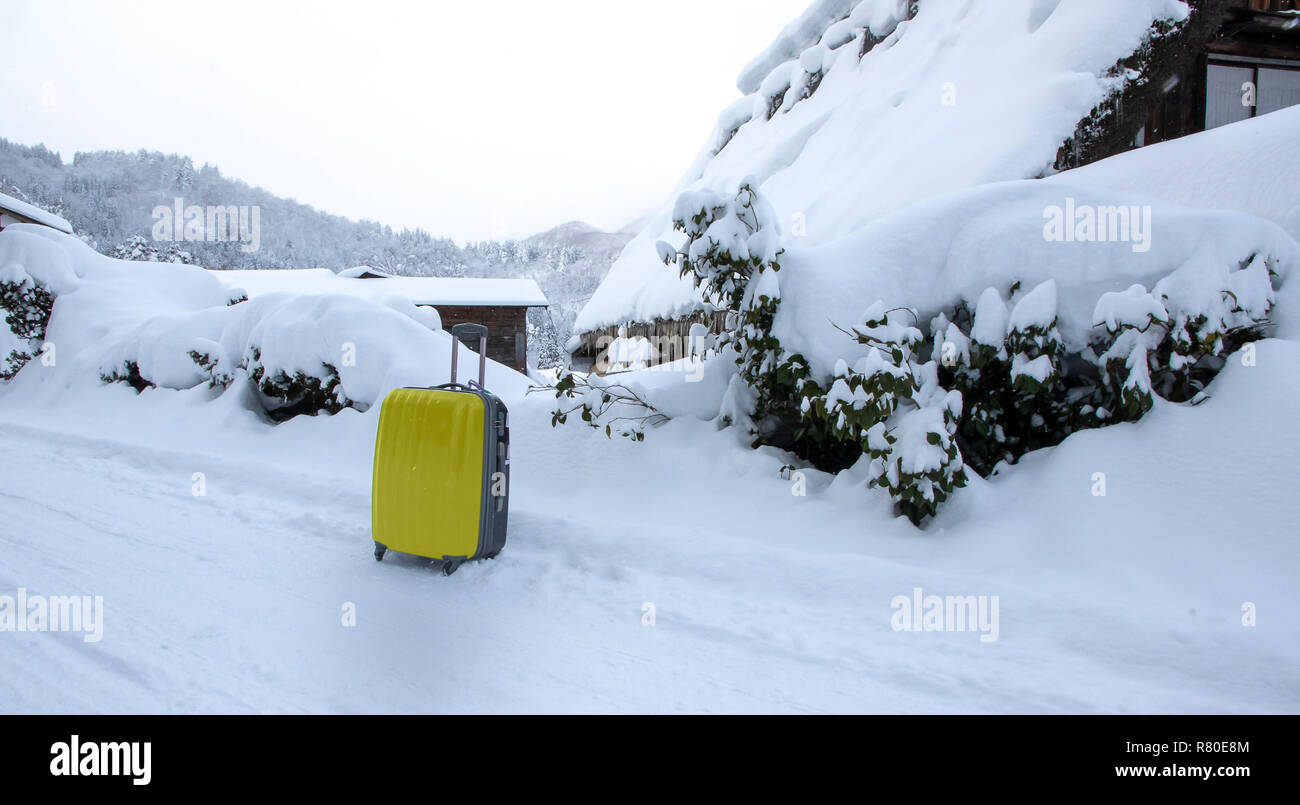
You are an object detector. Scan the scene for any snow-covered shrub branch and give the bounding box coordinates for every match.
[655,181,826,451]
[246,348,355,421]
[539,370,668,441]
[657,179,782,316]
[99,361,154,393]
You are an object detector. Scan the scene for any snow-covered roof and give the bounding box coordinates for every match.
[575,0,1194,333]
[0,191,73,234]
[210,269,548,307]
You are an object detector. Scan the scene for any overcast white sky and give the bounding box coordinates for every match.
[0,0,807,242]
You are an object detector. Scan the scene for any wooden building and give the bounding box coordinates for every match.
[215,268,549,373]
[0,191,74,235]
[1134,0,1300,148]
[570,309,727,372]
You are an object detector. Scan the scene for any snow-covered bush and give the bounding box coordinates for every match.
[931,292,1011,475]
[246,347,354,421]
[99,360,154,393]
[0,274,55,381]
[811,305,923,443]
[187,343,237,390]
[1002,280,1072,452]
[865,386,967,526]
[657,179,782,316]
[921,254,1281,479]
[653,180,972,521]
[703,198,1284,524]
[657,180,831,452]
[806,303,969,524]
[1092,284,1169,420]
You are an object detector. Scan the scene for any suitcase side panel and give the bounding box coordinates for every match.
[372,388,485,560]
[477,395,509,558]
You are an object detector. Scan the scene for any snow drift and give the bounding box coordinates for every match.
[0,225,531,417]
[775,179,1299,378]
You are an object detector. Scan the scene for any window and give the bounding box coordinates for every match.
[1206,63,1255,129]
[1258,67,1300,115]
[1206,59,1300,129]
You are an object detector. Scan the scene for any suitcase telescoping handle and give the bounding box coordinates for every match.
[449,323,489,389]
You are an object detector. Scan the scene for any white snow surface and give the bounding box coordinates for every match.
[1,215,1299,713]
[1060,105,1300,242]
[576,0,1191,332]
[773,179,1299,378]
[1,332,1298,712]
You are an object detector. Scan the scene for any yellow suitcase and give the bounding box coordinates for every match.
[371,324,509,575]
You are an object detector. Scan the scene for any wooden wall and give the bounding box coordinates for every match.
[574,309,728,366]
[433,305,530,373]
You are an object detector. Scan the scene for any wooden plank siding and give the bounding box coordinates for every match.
[0,209,49,232]
[573,309,728,371]
[432,305,531,373]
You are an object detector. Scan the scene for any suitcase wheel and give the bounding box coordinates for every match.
[374,543,387,562]
[441,560,462,577]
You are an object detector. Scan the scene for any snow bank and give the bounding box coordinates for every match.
[577,0,1191,332]
[0,225,531,414]
[1059,105,1300,242]
[3,337,1298,713]
[773,180,1300,377]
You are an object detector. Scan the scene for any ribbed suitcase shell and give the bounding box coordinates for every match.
[371,387,509,565]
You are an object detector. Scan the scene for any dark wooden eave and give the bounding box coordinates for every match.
[1210,8,1300,59]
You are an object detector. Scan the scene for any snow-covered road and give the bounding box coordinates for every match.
[3,348,1298,713]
